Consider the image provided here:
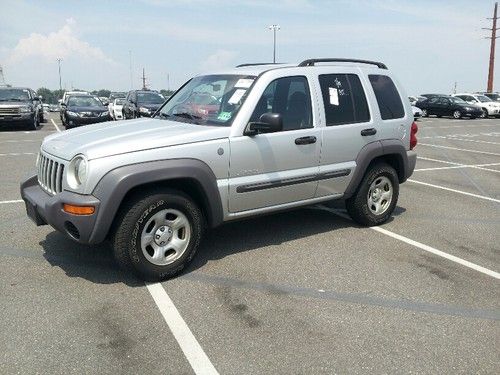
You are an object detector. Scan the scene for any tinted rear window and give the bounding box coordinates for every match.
[368,75,405,120]
[319,74,370,126]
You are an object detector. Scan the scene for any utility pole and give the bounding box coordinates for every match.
[141,68,147,90]
[0,65,6,86]
[167,73,170,91]
[268,24,280,63]
[56,58,63,92]
[484,2,499,92]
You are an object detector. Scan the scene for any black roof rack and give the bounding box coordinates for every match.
[236,63,283,68]
[298,58,387,69]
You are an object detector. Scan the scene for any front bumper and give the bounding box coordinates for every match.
[66,115,110,128]
[0,113,34,126]
[20,175,100,244]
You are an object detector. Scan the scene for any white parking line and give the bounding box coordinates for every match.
[418,143,500,156]
[146,282,219,375]
[51,118,61,132]
[322,208,500,280]
[421,124,499,129]
[0,200,23,204]
[0,140,38,144]
[407,179,500,203]
[415,157,500,173]
[0,152,36,156]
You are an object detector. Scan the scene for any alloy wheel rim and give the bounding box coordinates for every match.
[140,208,191,266]
[367,176,393,215]
[453,111,461,119]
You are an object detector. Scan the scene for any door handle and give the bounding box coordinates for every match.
[360,128,377,136]
[295,136,317,145]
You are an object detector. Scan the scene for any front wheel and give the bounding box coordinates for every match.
[481,109,488,118]
[346,163,399,226]
[112,190,204,281]
[453,110,462,119]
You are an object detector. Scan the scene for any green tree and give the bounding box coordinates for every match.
[37,87,55,104]
[160,89,174,97]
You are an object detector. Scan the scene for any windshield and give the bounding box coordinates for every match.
[477,95,492,102]
[137,92,164,104]
[156,74,256,126]
[450,97,466,104]
[115,98,125,105]
[67,96,102,107]
[0,88,30,102]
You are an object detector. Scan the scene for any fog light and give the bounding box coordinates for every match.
[63,204,95,215]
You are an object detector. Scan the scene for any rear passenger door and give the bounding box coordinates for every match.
[314,72,378,197]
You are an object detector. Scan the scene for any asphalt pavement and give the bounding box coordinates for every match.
[0,113,498,374]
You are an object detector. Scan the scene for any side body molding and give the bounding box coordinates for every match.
[343,139,412,199]
[89,158,223,244]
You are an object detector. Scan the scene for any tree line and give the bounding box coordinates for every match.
[36,88,175,104]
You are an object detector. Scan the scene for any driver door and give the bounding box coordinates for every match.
[228,76,321,213]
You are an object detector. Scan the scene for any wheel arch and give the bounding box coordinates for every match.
[89,158,223,244]
[343,140,412,199]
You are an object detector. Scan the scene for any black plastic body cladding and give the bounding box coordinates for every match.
[343,140,415,199]
[89,158,223,244]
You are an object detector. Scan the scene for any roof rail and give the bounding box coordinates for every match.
[298,58,387,69]
[236,63,283,68]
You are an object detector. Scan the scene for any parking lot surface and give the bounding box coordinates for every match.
[1,114,499,374]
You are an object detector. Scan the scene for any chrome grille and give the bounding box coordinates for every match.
[37,153,64,195]
[0,107,21,115]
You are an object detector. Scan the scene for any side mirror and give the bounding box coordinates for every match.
[60,102,67,107]
[244,113,283,136]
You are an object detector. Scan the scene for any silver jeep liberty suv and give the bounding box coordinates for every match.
[21,58,418,281]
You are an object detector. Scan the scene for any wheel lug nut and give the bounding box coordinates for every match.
[160,227,165,232]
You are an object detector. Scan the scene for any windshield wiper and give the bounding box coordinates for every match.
[173,112,201,120]
[156,112,171,120]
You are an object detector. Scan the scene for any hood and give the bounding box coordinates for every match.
[42,118,230,160]
[0,101,31,108]
[68,106,108,113]
[138,103,162,110]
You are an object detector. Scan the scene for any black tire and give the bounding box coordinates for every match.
[345,163,399,226]
[481,109,488,118]
[453,110,462,119]
[112,189,204,281]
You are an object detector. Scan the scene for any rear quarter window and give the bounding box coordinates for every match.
[368,75,405,120]
[319,74,370,126]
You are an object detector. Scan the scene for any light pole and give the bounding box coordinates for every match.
[268,24,280,63]
[56,58,63,92]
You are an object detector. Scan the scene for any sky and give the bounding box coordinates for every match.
[0,0,498,95]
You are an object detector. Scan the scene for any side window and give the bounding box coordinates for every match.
[368,75,405,120]
[428,97,439,104]
[319,74,370,126]
[250,76,312,131]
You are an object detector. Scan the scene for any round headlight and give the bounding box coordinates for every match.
[67,155,88,189]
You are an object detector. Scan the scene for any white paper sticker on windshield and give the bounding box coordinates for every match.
[228,89,246,104]
[329,87,339,106]
[235,79,254,88]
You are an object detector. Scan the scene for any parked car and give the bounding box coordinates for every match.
[418,96,482,119]
[99,96,109,106]
[408,96,425,106]
[61,95,111,129]
[476,92,500,102]
[21,58,417,281]
[421,93,447,99]
[122,90,165,119]
[453,93,500,118]
[109,92,126,101]
[49,104,59,112]
[60,91,91,122]
[412,106,422,119]
[108,98,125,120]
[30,90,45,123]
[0,87,40,130]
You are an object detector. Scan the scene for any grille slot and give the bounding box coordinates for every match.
[0,107,21,115]
[38,153,65,195]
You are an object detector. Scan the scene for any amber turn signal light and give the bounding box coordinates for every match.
[63,204,95,215]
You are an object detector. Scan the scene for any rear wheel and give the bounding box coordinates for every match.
[421,109,428,117]
[346,163,399,226]
[112,190,204,281]
[453,110,462,119]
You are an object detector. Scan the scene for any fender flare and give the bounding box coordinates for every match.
[343,139,411,199]
[88,158,223,244]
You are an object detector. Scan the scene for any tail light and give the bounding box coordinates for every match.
[410,121,418,150]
